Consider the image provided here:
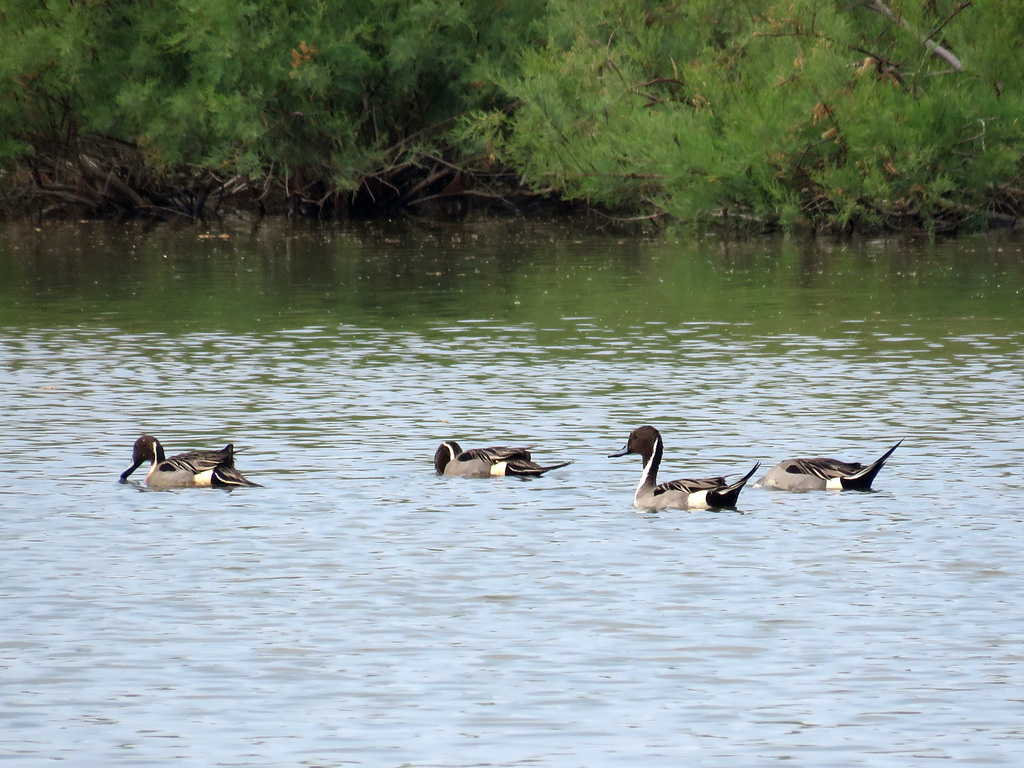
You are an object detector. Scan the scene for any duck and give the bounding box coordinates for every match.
[753,439,902,491]
[120,435,261,489]
[609,425,759,511]
[434,440,572,478]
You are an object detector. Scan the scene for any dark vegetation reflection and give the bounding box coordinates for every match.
[1,220,1021,340]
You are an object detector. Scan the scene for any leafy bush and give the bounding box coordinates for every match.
[0,0,548,213]
[2,0,1022,229]
[490,0,1024,231]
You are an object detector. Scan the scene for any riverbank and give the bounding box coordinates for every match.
[6,144,1022,235]
[0,142,565,224]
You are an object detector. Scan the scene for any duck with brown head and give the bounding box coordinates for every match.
[120,435,261,489]
[610,425,758,511]
[434,440,571,478]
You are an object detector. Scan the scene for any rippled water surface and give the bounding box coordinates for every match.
[2,220,1023,766]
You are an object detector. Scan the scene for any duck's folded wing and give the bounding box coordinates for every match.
[785,457,862,479]
[163,445,235,474]
[655,476,728,495]
[458,446,533,464]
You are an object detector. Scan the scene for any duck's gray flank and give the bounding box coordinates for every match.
[434,440,571,478]
[610,425,759,511]
[754,439,902,491]
[120,435,261,489]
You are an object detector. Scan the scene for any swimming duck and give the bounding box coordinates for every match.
[754,439,902,491]
[610,425,759,511]
[120,435,261,489]
[434,440,571,478]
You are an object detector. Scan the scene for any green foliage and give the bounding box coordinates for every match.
[491,0,1024,230]
[1,0,1023,229]
[0,0,548,186]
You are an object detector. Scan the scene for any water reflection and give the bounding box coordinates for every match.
[3,220,1022,337]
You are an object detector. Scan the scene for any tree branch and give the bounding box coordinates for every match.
[869,0,966,71]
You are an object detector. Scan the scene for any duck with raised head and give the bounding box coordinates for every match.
[754,439,902,491]
[120,435,261,489]
[434,440,571,478]
[610,425,759,511]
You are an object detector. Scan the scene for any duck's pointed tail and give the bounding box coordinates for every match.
[211,465,262,488]
[708,462,760,508]
[840,439,903,491]
[507,460,573,477]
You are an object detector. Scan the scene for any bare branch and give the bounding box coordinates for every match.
[869,0,965,71]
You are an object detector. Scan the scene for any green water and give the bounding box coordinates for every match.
[2,220,1021,345]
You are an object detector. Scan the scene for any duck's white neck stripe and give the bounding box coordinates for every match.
[634,437,661,504]
[442,442,459,469]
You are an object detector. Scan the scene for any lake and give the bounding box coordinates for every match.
[1,218,1023,766]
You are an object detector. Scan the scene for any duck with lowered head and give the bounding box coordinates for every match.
[434,440,571,478]
[120,435,261,489]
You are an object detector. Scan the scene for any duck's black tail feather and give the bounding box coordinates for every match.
[508,460,573,477]
[708,463,760,508]
[211,465,262,488]
[840,439,903,491]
